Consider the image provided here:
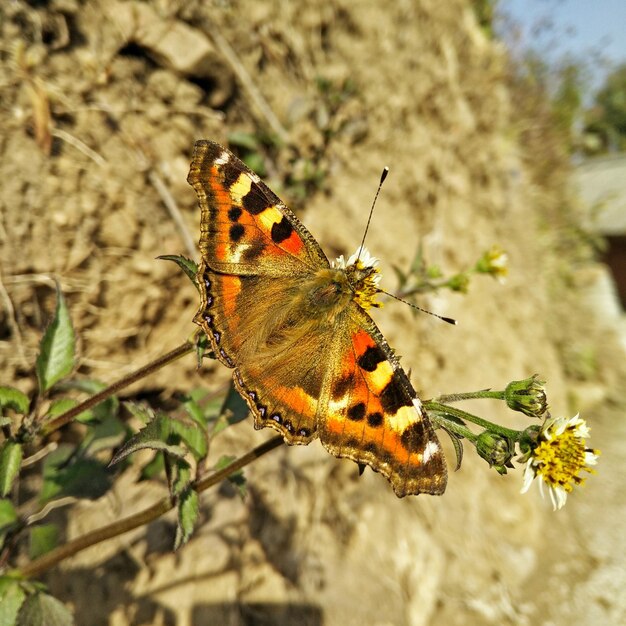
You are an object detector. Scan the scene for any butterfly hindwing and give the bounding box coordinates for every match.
[194,263,324,443]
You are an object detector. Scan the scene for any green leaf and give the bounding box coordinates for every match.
[211,383,249,437]
[0,499,18,548]
[35,286,76,393]
[171,459,192,497]
[222,384,249,425]
[0,578,27,626]
[109,414,185,466]
[199,394,226,421]
[17,592,73,626]
[0,387,29,415]
[169,418,207,462]
[0,442,23,497]
[174,487,198,550]
[227,131,260,151]
[213,455,235,472]
[157,255,198,287]
[178,391,207,428]
[123,402,156,425]
[41,449,111,503]
[29,524,59,560]
[0,499,18,530]
[242,152,266,177]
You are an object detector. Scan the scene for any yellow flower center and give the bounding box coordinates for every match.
[533,428,594,492]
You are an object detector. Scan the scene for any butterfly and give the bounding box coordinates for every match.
[188,140,447,497]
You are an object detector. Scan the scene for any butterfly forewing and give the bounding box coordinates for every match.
[188,140,328,276]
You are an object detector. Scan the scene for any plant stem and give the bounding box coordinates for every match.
[425,401,520,439]
[41,341,195,436]
[19,435,284,579]
[435,390,504,403]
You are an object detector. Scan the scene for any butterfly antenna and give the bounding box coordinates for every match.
[356,166,389,265]
[379,288,457,325]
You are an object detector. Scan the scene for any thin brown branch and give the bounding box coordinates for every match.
[41,341,195,436]
[19,435,284,579]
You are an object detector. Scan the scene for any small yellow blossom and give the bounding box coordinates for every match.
[521,414,599,510]
[476,246,508,282]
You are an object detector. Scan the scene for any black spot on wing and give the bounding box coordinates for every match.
[357,346,386,372]
[271,216,293,244]
[367,412,383,428]
[242,245,265,262]
[229,223,245,242]
[242,189,267,215]
[198,141,224,166]
[400,421,428,453]
[221,161,241,189]
[380,372,412,414]
[228,206,242,221]
[347,402,366,421]
[331,373,354,400]
[364,442,378,454]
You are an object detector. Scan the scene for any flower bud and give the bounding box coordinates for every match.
[505,375,547,418]
[476,431,515,473]
[446,273,470,293]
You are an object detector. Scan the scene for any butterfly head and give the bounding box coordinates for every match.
[332,246,382,310]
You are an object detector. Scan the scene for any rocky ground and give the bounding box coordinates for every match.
[1,1,624,624]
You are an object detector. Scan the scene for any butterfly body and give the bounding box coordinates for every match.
[188,140,447,497]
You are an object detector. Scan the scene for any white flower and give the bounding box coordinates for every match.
[332,245,383,309]
[520,414,599,510]
[332,245,379,271]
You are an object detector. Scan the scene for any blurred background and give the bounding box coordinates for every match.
[0,0,624,624]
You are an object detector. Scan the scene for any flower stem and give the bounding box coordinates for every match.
[435,390,504,403]
[425,401,520,439]
[40,341,195,436]
[18,435,284,579]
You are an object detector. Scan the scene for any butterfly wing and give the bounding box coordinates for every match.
[189,140,330,442]
[195,265,328,444]
[318,306,448,496]
[188,140,328,276]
